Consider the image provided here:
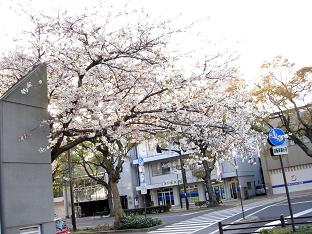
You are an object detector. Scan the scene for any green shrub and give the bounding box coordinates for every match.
[195,201,206,207]
[124,205,171,215]
[115,216,162,230]
[260,225,312,234]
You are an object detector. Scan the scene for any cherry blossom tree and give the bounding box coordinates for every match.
[156,78,258,205]
[0,3,186,163]
[0,1,258,222]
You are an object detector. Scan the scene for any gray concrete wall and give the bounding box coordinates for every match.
[0,64,55,234]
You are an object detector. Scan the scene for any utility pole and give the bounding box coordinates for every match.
[67,149,77,231]
[178,152,189,210]
[176,173,183,208]
[234,158,245,219]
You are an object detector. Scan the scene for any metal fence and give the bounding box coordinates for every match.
[218,215,312,234]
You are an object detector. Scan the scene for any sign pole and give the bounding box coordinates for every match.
[267,128,295,231]
[143,194,147,219]
[279,155,295,232]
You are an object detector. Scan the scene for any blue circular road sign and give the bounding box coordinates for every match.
[138,157,144,166]
[268,128,286,146]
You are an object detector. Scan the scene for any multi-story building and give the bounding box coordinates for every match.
[260,110,312,195]
[132,141,264,209]
[54,140,264,217]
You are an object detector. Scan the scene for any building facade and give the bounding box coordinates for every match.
[54,140,264,216]
[260,139,312,195]
[260,110,312,195]
[132,141,264,209]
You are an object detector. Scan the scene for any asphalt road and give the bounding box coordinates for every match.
[217,196,312,234]
[147,195,312,234]
[68,193,312,233]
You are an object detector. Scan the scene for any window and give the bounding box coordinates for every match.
[151,163,161,176]
[151,161,173,176]
[247,182,252,190]
[20,226,41,234]
[161,161,171,175]
[186,185,199,203]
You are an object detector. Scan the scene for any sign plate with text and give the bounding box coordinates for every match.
[272,145,288,155]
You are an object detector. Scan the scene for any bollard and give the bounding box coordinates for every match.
[280,214,286,228]
[218,221,223,234]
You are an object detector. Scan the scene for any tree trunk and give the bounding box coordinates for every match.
[109,177,123,226]
[203,160,218,206]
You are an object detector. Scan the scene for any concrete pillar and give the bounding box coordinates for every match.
[172,186,180,206]
[150,190,158,206]
[197,183,206,202]
[63,187,70,218]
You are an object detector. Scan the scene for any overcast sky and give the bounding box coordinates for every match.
[0,0,311,83]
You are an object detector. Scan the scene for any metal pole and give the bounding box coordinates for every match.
[143,194,147,219]
[67,149,77,231]
[234,158,245,219]
[279,155,295,232]
[218,222,224,234]
[179,153,189,210]
[177,173,183,208]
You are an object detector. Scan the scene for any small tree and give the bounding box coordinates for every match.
[71,143,113,216]
[73,138,134,226]
[253,56,312,157]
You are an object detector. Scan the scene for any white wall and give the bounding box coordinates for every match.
[270,163,312,194]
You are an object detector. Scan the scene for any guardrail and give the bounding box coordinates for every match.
[218,215,312,234]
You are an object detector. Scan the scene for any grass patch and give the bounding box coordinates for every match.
[78,224,112,231]
[260,225,312,234]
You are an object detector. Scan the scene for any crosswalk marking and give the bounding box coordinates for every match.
[148,207,243,234]
[149,199,284,234]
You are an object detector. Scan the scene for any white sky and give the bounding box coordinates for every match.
[0,0,311,83]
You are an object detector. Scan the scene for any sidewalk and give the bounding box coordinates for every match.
[67,189,312,230]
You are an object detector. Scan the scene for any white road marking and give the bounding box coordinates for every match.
[270,200,312,207]
[256,207,312,232]
[208,200,286,234]
[149,199,285,234]
[180,210,212,216]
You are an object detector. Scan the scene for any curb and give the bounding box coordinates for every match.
[74,223,170,234]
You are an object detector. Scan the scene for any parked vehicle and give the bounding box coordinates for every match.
[255,184,266,195]
[55,218,71,234]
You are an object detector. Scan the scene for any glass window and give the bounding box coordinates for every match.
[157,188,174,206]
[185,185,199,203]
[247,182,252,189]
[161,161,171,175]
[151,163,161,176]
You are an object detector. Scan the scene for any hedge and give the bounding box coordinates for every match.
[195,201,207,207]
[115,216,162,230]
[124,204,171,215]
